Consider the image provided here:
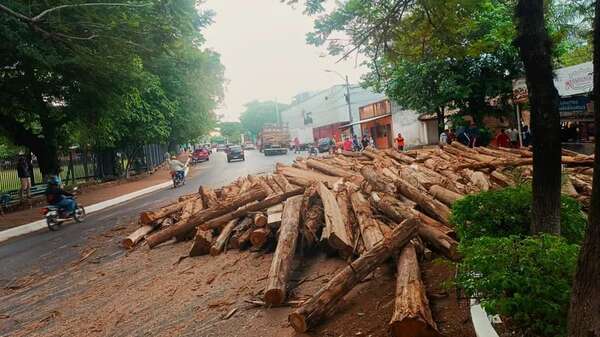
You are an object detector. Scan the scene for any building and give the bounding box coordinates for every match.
[351,99,435,149]
[280,85,386,144]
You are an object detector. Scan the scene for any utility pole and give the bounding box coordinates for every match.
[325,70,354,136]
[275,99,280,126]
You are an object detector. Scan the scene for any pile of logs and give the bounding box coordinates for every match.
[122,143,594,336]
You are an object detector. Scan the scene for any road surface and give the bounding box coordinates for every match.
[0,150,295,282]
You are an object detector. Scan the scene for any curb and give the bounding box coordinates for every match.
[0,180,173,243]
[470,299,500,337]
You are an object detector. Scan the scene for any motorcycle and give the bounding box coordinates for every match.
[171,170,185,188]
[42,188,86,231]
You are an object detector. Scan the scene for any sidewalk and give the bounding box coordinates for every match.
[0,164,197,232]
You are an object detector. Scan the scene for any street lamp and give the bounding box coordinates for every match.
[325,69,354,136]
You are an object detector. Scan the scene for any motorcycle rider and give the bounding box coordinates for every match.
[45,176,75,215]
[168,155,187,183]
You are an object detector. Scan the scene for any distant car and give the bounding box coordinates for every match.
[317,138,332,153]
[227,146,245,162]
[243,142,256,150]
[216,144,227,152]
[191,148,210,163]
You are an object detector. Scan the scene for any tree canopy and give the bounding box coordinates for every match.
[239,100,289,138]
[0,0,224,175]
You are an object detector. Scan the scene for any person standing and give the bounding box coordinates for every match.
[17,156,31,202]
[293,137,300,154]
[439,129,448,145]
[343,137,353,151]
[352,134,360,151]
[361,134,370,150]
[395,133,405,151]
[509,128,519,147]
[496,128,511,148]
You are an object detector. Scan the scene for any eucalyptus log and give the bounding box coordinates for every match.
[360,165,397,195]
[394,177,451,224]
[306,159,354,178]
[288,218,418,332]
[122,225,154,249]
[253,212,268,227]
[146,188,267,248]
[264,196,303,305]
[428,185,463,206]
[229,217,254,249]
[276,163,340,188]
[139,201,185,225]
[250,227,271,248]
[300,204,324,248]
[210,219,239,256]
[317,182,353,255]
[189,229,214,256]
[248,175,274,196]
[273,174,295,192]
[200,188,304,231]
[350,191,384,250]
[390,242,442,337]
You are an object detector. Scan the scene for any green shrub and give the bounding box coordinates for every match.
[450,184,586,244]
[457,235,579,337]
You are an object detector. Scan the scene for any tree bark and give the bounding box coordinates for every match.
[139,201,186,225]
[567,1,600,335]
[253,212,268,227]
[515,0,562,235]
[250,227,271,248]
[264,195,303,305]
[428,185,463,206]
[199,188,304,231]
[390,242,442,337]
[188,229,214,256]
[273,174,295,192]
[122,225,154,249]
[300,204,324,249]
[210,219,239,256]
[395,177,451,224]
[317,182,354,256]
[360,165,397,195]
[370,192,459,260]
[229,217,254,249]
[306,158,354,178]
[288,218,418,332]
[145,188,267,248]
[248,175,274,195]
[350,191,384,250]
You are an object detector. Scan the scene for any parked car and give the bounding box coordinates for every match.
[243,142,256,150]
[317,137,332,153]
[191,148,210,163]
[226,146,245,162]
[216,144,227,152]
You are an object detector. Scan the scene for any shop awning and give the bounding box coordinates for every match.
[338,114,391,129]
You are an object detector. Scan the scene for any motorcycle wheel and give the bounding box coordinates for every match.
[47,216,61,231]
[73,206,86,223]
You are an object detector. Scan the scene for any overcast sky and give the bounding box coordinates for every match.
[202,0,368,122]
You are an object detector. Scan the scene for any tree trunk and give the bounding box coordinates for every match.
[139,201,186,225]
[428,185,463,206]
[390,242,442,337]
[229,217,254,249]
[122,225,155,249]
[300,204,324,249]
[146,188,267,248]
[317,182,354,256]
[350,191,384,250]
[210,219,239,256]
[306,159,354,178]
[189,229,214,256]
[199,188,304,231]
[395,177,451,224]
[515,0,562,235]
[264,195,303,305]
[253,212,268,227]
[567,1,600,335]
[288,218,418,332]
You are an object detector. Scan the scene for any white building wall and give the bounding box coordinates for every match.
[390,102,429,147]
[281,85,385,143]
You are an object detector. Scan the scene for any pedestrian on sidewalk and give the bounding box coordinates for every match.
[439,129,448,145]
[361,134,370,150]
[509,128,519,148]
[293,137,300,154]
[395,133,405,151]
[352,134,361,151]
[17,156,31,202]
[496,128,510,148]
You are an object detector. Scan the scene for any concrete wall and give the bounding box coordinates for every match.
[281,85,386,143]
[390,102,430,147]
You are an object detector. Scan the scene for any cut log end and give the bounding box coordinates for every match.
[121,238,134,249]
[390,319,443,337]
[289,312,308,333]
[139,211,156,225]
[264,288,285,306]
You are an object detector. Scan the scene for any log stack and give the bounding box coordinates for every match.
[121,145,593,335]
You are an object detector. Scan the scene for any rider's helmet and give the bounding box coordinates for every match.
[48,176,60,185]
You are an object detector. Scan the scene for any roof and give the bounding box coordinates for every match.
[339,114,392,128]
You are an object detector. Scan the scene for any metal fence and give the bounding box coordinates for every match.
[0,144,168,194]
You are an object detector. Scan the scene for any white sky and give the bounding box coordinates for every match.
[202,0,368,122]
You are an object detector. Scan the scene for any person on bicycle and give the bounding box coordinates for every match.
[45,176,75,214]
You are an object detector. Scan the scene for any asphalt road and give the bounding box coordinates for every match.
[0,150,296,281]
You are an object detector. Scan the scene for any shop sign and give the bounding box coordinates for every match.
[554,62,593,97]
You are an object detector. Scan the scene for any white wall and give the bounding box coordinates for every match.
[390,102,429,147]
[281,85,386,143]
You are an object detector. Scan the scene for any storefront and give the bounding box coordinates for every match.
[358,99,393,149]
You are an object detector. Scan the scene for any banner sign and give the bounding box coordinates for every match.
[554,62,593,97]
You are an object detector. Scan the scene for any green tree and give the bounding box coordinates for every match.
[0,0,224,176]
[218,122,244,144]
[239,100,289,138]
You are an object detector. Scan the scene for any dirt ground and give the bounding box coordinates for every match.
[0,214,475,337]
[0,154,198,231]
